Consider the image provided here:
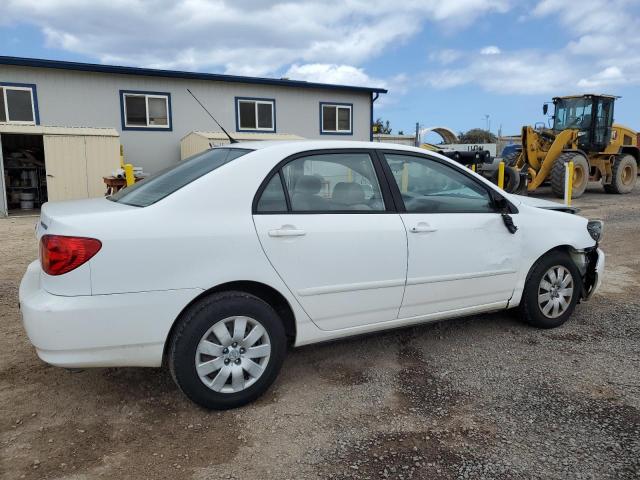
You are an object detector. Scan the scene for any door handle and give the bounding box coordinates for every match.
[410,223,437,233]
[268,226,306,237]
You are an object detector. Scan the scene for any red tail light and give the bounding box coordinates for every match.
[40,235,102,276]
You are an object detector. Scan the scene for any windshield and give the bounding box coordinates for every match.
[110,147,252,207]
[553,97,593,131]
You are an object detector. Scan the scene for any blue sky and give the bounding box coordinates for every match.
[1,0,639,137]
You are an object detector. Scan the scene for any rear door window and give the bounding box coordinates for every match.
[280,153,385,212]
[110,148,251,207]
[256,174,288,212]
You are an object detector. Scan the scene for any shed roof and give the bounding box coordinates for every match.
[184,131,304,142]
[0,124,119,136]
[0,56,388,95]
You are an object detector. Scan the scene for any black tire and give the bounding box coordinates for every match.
[492,165,520,193]
[603,154,637,194]
[168,291,287,409]
[519,251,583,329]
[550,152,589,198]
[503,151,521,167]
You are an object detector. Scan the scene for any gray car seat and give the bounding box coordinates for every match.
[332,182,371,210]
[291,175,327,210]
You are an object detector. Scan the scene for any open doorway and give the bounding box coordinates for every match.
[1,133,47,216]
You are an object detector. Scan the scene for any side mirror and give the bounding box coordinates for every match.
[494,196,508,211]
[491,191,508,211]
[543,104,549,115]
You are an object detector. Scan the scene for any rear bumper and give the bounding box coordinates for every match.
[583,248,604,300]
[19,261,202,368]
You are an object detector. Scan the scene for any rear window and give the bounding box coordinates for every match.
[110,148,252,207]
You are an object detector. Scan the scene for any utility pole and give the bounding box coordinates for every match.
[415,122,420,147]
[484,114,491,132]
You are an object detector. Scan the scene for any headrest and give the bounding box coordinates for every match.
[294,175,322,194]
[332,182,365,205]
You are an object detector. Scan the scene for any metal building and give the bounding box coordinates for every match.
[0,56,387,176]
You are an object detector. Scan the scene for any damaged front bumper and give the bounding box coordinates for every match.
[573,247,604,301]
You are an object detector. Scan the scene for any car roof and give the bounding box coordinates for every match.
[226,140,432,156]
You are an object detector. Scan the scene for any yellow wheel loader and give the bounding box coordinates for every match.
[505,94,639,198]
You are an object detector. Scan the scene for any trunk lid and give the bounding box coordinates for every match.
[37,198,137,296]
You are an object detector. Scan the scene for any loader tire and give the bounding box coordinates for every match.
[603,154,637,194]
[502,151,521,167]
[491,165,520,193]
[550,152,589,199]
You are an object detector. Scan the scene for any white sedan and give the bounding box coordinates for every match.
[19,141,604,409]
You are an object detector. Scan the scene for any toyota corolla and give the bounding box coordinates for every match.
[19,141,604,409]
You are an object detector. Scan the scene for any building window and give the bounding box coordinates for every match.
[320,103,352,135]
[235,97,275,132]
[0,83,39,125]
[120,91,172,130]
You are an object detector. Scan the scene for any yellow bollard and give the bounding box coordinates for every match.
[565,161,574,206]
[471,164,476,172]
[124,163,135,187]
[497,161,505,189]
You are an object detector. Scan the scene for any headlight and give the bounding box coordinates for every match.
[587,220,604,242]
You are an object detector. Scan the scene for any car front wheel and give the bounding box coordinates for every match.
[169,291,287,409]
[520,251,583,329]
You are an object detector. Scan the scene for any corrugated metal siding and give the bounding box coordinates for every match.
[1,65,372,173]
[43,135,89,201]
[85,136,120,197]
[180,131,305,160]
[180,133,209,161]
[42,135,120,201]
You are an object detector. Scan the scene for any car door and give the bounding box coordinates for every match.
[379,151,522,319]
[252,150,408,331]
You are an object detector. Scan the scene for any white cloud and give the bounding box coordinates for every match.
[1,0,511,77]
[285,64,385,88]
[480,45,501,55]
[284,64,408,107]
[577,66,626,89]
[424,0,640,94]
[424,51,575,94]
[429,49,463,65]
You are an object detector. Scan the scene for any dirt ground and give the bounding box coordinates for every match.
[1,184,639,480]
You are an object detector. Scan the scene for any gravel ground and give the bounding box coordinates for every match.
[1,184,639,480]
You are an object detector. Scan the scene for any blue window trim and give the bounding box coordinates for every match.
[234,97,276,133]
[119,90,172,131]
[0,82,40,125]
[319,102,353,136]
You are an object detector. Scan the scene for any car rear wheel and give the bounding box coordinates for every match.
[520,251,582,329]
[169,291,287,409]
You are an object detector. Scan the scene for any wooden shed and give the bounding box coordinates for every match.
[0,125,120,216]
[180,131,305,160]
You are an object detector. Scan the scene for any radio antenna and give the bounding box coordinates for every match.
[187,88,238,144]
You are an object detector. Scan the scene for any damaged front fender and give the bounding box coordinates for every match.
[573,248,605,301]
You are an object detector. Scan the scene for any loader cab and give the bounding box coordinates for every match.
[551,94,616,152]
